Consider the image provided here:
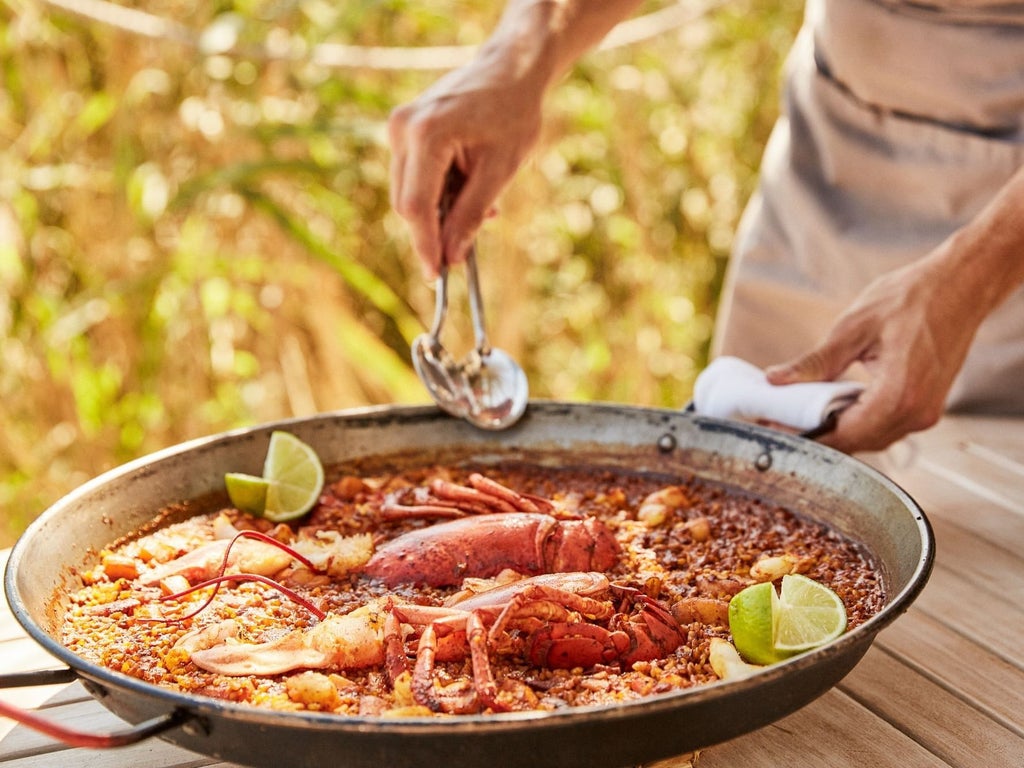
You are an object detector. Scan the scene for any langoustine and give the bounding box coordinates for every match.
[182,570,686,714]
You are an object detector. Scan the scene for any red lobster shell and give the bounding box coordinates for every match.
[362,512,620,587]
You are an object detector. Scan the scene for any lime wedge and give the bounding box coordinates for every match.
[773,574,848,653]
[260,431,325,522]
[224,431,325,522]
[729,574,848,665]
[225,472,270,515]
[728,581,783,665]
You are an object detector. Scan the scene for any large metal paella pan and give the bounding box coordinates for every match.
[3,402,933,768]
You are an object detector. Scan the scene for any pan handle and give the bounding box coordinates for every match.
[0,667,79,688]
[0,668,194,748]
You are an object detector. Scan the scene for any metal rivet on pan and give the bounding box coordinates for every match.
[657,433,677,453]
[755,451,773,472]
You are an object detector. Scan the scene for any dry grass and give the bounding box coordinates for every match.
[0,0,801,545]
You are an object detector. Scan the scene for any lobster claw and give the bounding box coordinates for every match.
[524,622,631,669]
[610,591,686,666]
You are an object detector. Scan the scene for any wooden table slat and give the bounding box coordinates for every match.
[0,739,216,768]
[925,417,1024,467]
[868,452,1024,555]
[911,564,1024,668]
[875,609,1024,734]
[921,516,1024,602]
[839,646,1024,768]
[694,687,951,768]
[918,451,1024,518]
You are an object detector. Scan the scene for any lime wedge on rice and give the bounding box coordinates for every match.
[729,574,848,665]
[225,472,270,514]
[225,431,324,522]
[773,573,848,653]
[728,581,783,665]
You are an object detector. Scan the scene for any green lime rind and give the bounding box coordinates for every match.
[225,472,270,515]
[223,431,325,522]
[728,581,785,666]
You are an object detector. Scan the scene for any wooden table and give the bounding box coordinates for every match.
[2,413,1022,767]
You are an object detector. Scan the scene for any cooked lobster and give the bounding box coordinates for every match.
[362,512,620,587]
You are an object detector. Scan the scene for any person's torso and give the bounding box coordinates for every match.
[813,0,1024,134]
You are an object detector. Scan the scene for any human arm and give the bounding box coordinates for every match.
[388,0,644,277]
[765,165,1024,453]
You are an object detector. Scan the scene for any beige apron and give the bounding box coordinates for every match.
[713,0,1024,412]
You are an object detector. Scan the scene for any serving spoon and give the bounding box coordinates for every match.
[411,261,473,419]
[458,244,529,429]
[410,168,529,430]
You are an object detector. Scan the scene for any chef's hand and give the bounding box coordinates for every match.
[765,163,1024,453]
[388,55,545,278]
[388,0,646,278]
[763,259,972,453]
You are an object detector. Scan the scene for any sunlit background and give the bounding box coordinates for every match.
[0,0,802,546]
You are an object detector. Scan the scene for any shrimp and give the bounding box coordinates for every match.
[140,537,295,587]
[141,529,372,588]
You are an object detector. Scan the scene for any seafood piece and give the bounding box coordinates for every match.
[749,553,801,582]
[290,531,373,578]
[398,572,624,713]
[709,638,763,681]
[141,529,372,588]
[603,585,691,667]
[671,596,730,627]
[361,512,620,587]
[380,473,558,519]
[139,537,295,587]
[285,671,343,710]
[100,553,139,581]
[189,601,390,676]
[681,516,712,542]
[637,485,694,527]
[175,619,242,655]
[407,574,685,713]
[185,571,686,714]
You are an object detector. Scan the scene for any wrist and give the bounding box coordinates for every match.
[477,8,562,96]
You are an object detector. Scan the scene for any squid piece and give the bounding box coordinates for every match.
[188,602,390,676]
[709,638,764,681]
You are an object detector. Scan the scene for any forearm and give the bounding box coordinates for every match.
[933,164,1024,323]
[479,0,646,93]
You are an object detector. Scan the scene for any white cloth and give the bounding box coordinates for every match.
[693,356,864,433]
[712,0,1024,414]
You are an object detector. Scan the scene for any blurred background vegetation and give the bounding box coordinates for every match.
[0,0,802,546]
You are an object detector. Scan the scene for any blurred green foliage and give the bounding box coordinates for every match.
[0,0,801,546]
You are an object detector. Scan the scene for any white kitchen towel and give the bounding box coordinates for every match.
[692,356,864,433]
